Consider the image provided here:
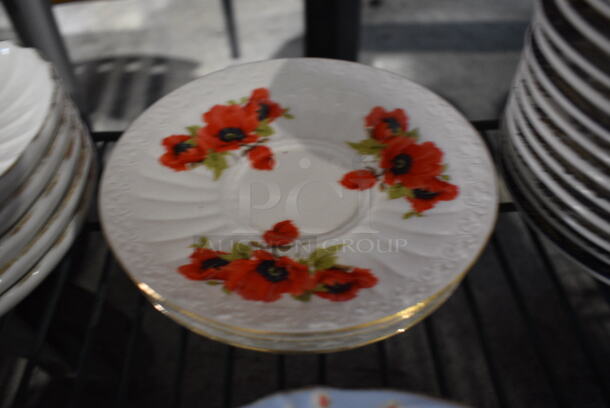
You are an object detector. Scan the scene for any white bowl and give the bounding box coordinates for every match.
[0,128,93,295]
[503,110,610,264]
[532,24,609,116]
[0,42,55,179]
[515,61,609,191]
[511,80,610,214]
[584,0,610,19]
[0,164,95,317]
[517,59,610,168]
[536,1,610,89]
[0,86,66,203]
[523,40,610,144]
[555,0,610,55]
[0,104,76,236]
[508,92,610,242]
[0,118,83,269]
[241,388,461,408]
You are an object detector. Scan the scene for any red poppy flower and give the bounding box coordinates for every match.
[365,106,409,142]
[380,138,443,187]
[407,177,459,213]
[339,169,377,190]
[178,248,231,281]
[223,250,313,302]
[263,220,299,247]
[248,145,275,170]
[244,88,286,122]
[159,135,206,171]
[313,267,378,301]
[198,105,259,152]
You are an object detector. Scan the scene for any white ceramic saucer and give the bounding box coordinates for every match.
[241,387,461,408]
[0,82,65,204]
[523,41,610,144]
[0,128,92,295]
[0,106,75,236]
[0,41,55,179]
[0,163,95,316]
[0,117,83,269]
[101,59,497,350]
[516,60,610,168]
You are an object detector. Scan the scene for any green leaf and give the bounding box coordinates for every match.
[403,128,420,140]
[250,241,264,248]
[205,280,222,286]
[297,258,310,266]
[204,151,229,180]
[231,242,252,259]
[239,96,249,104]
[440,174,451,181]
[219,242,252,261]
[255,123,274,137]
[346,138,386,155]
[186,125,201,138]
[222,287,232,294]
[190,236,209,248]
[313,284,329,292]
[387,184,413,199]
[292,292,312,302]
[227,99,238,105]
[403,211,423,219]
[308,244,344,271]
[283,112,294,119]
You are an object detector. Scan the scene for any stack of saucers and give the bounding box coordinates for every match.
[100,58,498,352]
[0,41,96,316]
[501,0,610,283]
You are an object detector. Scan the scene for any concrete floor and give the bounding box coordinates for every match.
[0,0,533,125]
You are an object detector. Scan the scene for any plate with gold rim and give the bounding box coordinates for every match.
[0,126,92,295]
[0,42,57,188]
[241,387,462,408]
[0,163,95,316]
[0,116,82,267]
[0,103,75,236]
[100,59,497,348]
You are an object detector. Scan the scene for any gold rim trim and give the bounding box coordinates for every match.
[99,59,500,339]
[153,278,461,343]
[104,169,498,339]
[2,117,79,237]
[0,127,91,275]
[149,279,458,354]
[7,113,73,199]
[0,86,64,178]
[0,162,96,299]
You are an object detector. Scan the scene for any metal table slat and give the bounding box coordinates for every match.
[2,120,609,407]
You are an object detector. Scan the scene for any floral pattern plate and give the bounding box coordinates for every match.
[241,388,463,408]
[100,59,497,349]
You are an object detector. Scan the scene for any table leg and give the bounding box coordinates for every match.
[304,0,361,61]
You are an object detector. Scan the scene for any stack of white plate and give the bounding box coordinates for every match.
[0,41,96,316]
[502,0,610,283]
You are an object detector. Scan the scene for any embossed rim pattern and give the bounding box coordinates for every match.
[0,124,93,296]
[0,41,55,178]
[100,58,498,342]
[0,158,96,317]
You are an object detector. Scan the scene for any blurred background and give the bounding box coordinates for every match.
[6,2,609,408]
[0,0,532,130]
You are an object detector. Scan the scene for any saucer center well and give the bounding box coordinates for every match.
[226,140,364,237]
